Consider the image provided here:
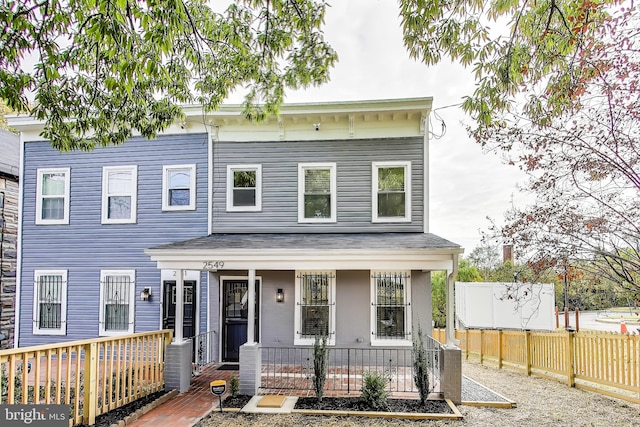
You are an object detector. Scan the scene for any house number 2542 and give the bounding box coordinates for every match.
[203,261,224,270]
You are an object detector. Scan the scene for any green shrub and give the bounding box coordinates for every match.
[312,335,328,402]
[360,370,389,411]
[413,325,431,406]
[229,373,239,397]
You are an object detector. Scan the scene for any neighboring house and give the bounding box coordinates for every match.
[10,98,462,397]
[0,128,20,349]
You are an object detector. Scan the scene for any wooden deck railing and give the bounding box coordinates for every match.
[0,330,173,426]
[433,328,639,404]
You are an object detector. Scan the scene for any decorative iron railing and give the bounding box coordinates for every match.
[260,340,442,396]
[191,330,217,371]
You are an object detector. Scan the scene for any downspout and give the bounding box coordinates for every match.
[14,133,25,348]
[0,190,5,330]
[445,253,460,347]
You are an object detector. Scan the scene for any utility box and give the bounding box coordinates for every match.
[455,282,555,330]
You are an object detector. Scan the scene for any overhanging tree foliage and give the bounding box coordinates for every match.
[400,1,639,291]
[1,0,337,150]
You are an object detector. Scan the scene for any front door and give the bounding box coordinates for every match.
[222,279,259,362]
[162,280,197,341]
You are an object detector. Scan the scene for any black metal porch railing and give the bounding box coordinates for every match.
[260,337,442,396]
[191,331,217,371]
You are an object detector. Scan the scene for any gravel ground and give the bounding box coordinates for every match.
[198,360,640,427]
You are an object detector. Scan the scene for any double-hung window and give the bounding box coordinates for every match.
[294,271,336,345]
[226,165,262,211]
[99,270,135,336]
[36,168,70,224]
[298,163,336,223]
[372,161,411,222]
[33,270,67,335]
[102,166,137,223]
[370,271,411,346]
[162,164,196,211]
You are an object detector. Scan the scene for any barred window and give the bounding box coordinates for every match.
[371,272,411,342]
[100,270,135,335]
[295,271,335,344]
[34,271,67,335]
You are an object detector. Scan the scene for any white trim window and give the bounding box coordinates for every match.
[102,166,137,223]
[33,270,68,335]
[370,271,412,346]
[162,164,196,211]
[99,270,135,336]
[298,163,336,223]
[294,271,336,345]
[36,168,70,225]
[372,161,411,222]
[226,165,262,211]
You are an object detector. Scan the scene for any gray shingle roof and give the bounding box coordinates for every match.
[149,232,461,252]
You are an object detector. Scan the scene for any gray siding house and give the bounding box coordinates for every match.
[11,98,463,398]
[0,129,20,349]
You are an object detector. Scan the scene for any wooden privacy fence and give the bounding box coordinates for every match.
[433,328,639,404]
[0,330,173,426]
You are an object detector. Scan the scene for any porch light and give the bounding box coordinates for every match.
[140,287,152,301]
[276,288,284,303]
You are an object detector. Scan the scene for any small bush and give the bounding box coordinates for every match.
[360,371,389,411]
[413,325,431,406]
[313,335,329,402]
[229,373,239,397]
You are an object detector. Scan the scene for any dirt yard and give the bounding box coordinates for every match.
[198,360,640,426]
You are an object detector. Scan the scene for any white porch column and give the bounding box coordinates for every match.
[445,255,460,347]
[247,269,256,343]
[175,268,184,342]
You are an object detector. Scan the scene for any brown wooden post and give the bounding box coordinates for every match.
[566,331,576,387]
[525,331,532,376]
[575,308,580,332]
[498,330,503,369]
[465,330,470,360]
[555,306,559,329]
[564,307,569,329]
[83,342,98,425]
[480,329,484,364]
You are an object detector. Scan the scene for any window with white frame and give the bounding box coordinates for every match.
[99,270,135,335]
[294,271,336,345]
[298,163,336,222]
[33,270,67,335]
[372,161,411,222]
[102,166,137,223]
[370,271,411,345]
[36,168,70,224]
[162,164,196,211]
[226,165,262,211]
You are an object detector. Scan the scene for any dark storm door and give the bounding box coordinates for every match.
[162,280,197,341]
[222,279,259,362]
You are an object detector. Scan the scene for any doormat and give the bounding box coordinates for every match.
[217,364,240,371]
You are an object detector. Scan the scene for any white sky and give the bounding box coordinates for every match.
[279,0,530,254]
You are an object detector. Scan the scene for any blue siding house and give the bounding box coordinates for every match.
[11,98,463,399]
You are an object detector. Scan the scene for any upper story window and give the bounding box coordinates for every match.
[370,271,411,346]
[99,270,135,336]
[36,168,70,225]
[102,166,137,224]
[294,271,336,345]
[226,165,262,212]
[298,163,336,223]
[33,270,68,335]
[162,164,196,211]
[372,161,411,222]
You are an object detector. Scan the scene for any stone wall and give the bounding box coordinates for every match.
[1,174,18,349]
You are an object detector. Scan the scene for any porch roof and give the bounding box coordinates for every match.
[145,232,463,272]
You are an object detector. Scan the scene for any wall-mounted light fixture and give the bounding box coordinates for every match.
[140,287,152,301]
[276,288,284,303]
